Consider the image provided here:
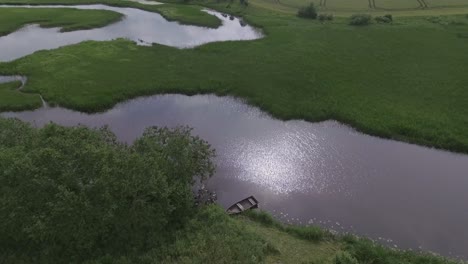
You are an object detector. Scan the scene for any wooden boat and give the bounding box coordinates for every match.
[226,196,259,215]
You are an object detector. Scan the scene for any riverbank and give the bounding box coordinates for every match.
[0,6,122,36]
[236,209,461,264]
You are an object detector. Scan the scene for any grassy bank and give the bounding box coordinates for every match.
[0,81,42,111]
[239,210,460,264]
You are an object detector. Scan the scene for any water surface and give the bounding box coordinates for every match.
[2,94,468,259]
[0,4,261,61]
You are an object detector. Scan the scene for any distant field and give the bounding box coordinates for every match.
[251,0,468,15]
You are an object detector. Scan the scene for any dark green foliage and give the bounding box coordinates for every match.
[297,3,318,19]
[349,14,372,25]
[0,119,215,263]
[318,13,334,21]
[384,14,393,21]
[375,16,392,23]
[334,251,359,264]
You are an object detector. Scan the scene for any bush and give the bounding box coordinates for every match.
[297,3,318,19]
[349,14,372,26]
[335,251,359,264]
[384,14,393,21]
[0,119,215,263]
[318,13,334,22]
[375,16,392,23]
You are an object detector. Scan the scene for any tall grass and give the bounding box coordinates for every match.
[244,210,461,264]
[244,210,333,242]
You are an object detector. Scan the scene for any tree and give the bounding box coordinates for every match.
[0,119,215,262]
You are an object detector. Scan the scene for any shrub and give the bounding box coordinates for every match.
[297,3,318,19]
[384,14,393,21]
[335,251,359,264]
[375,16,392,23]
[318,13,334,21]
[349,14,372,26]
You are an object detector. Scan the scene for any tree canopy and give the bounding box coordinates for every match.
[0,118,215,263]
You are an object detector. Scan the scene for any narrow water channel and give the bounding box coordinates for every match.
[1,94,468,259]
[0,4,262,61]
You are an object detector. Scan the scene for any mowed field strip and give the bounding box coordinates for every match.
[250,0,468,15]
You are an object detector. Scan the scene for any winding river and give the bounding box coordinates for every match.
[1,3,468,261]
[0,4,261,61]
[1,93,467,260]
